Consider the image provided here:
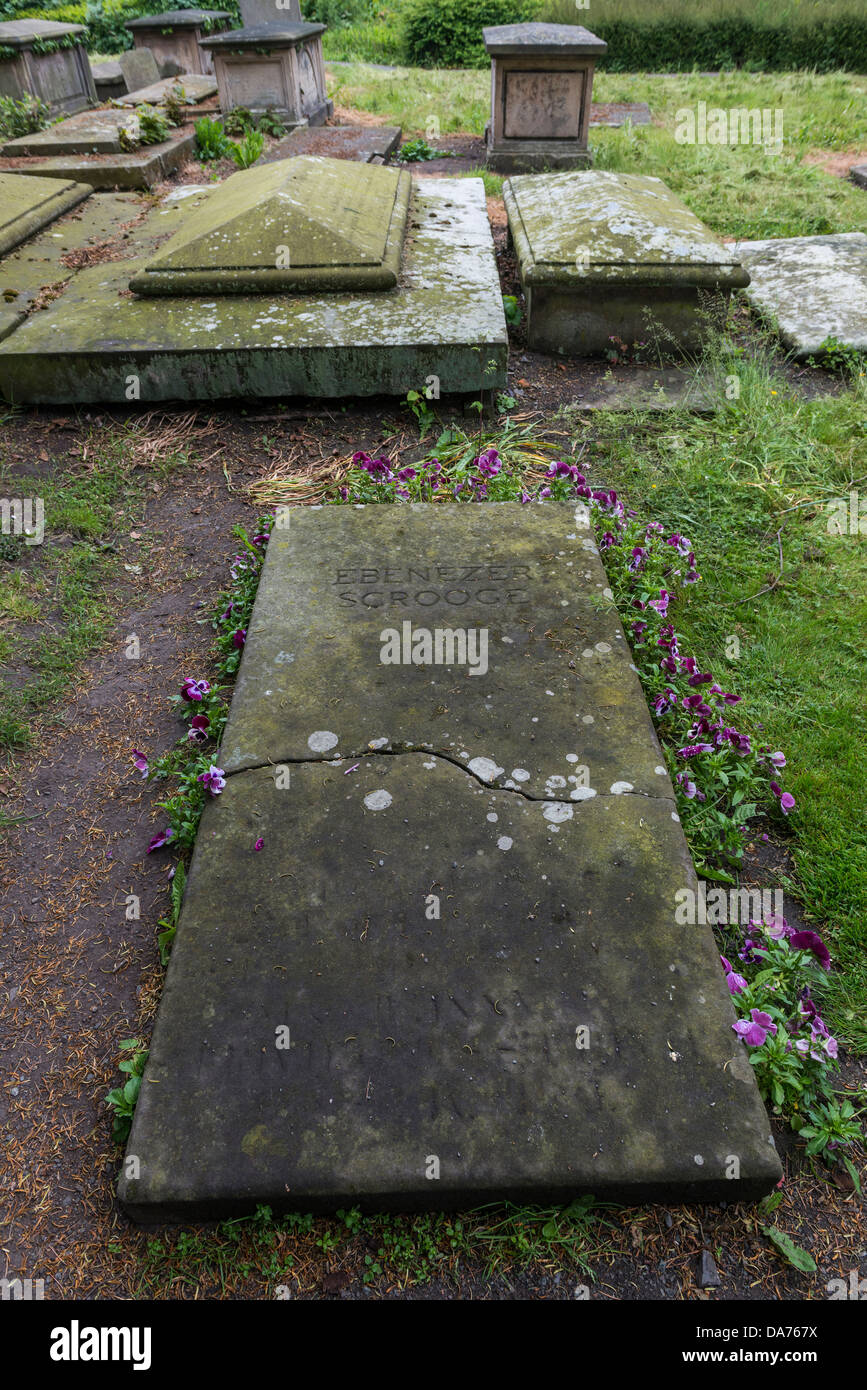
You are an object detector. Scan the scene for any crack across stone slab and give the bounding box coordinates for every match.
[222,746,676,805]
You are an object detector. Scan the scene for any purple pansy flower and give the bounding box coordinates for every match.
[733,1010,778,1046]
[198,765,226,796]
[181,678,210,703]
[720,955,747,994]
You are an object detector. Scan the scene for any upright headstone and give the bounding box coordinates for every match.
[117,502,782,1220]
[0,20,96,117]
[117,47,162,95]
[240,0,302,23]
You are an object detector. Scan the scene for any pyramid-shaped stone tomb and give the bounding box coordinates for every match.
[129,155,411,295]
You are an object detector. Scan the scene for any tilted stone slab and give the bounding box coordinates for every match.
[0,176,507,403]
[0,134,196,191]
[119,503,780,1220]
[0,171,90,257]
[264,123,401,165]
[505,171,749,354]
[734,232,867,360]
[128,156,411,295]
[114,74,217,107]
[0,109,141,157]
[220,502,671,801]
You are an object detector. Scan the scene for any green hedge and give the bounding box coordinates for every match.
[401,2,866,73]
[587,17,867,73]
[11,0,241,54]
[402,0,540,70]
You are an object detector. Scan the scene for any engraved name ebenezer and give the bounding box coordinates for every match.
[334,562,532,607]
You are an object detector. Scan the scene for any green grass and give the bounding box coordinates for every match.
[134,1196,613,1296]
[0,426,190,758]
[326,66,867,238]
[564,332,867,1045]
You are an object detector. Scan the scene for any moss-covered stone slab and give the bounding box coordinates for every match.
[734,232,867,360]
[0,109,141,157]
[264,123,401,164]
[505,171,749,353]
[129,156,411,295]
[220,502,670,800]
[0,176,506,403]
[0,107,196,190]
[0,171,91,257]
[0,191,142,340]
[114,74,217,107]
[119,502,780,1221]
[0,128,195,191]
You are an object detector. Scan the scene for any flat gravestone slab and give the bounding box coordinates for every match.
[264,124,401,164]
[0,171,90,257]
[119,503,780,1220]
[0,127,196,191]
[220,503,670,800]
[589,101,651,128]
[0,109,140,157]
[734,232,867,359]
[0,191,142,339]
[0,176,507,402]
[114,74,217,107]
[129,155,411,295]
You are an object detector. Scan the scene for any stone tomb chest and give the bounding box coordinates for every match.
[125,10,232,77]
[200,19,330,123]
[128,153,410,295]
[0,19,96,117]
[505,170,750,354]
[483,23,606,173]
[0,156,508,404]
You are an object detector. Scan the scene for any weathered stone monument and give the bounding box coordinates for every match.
[0,157,507,402]
[734,232,867,359]
[125,9,232,78]
[91,47,161,104]
[0,106,196,190]
[200,0,331,124]
[504,170,749,353]
[483,23,606,173]
[0,19,96,116]
[118,502,781,1219]
[0,170,90,260]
